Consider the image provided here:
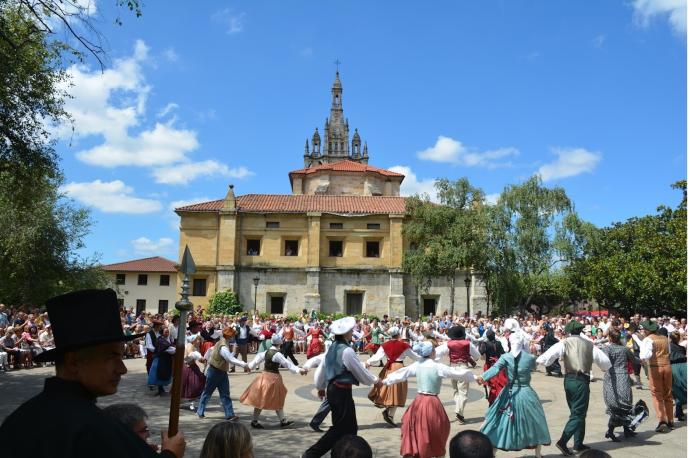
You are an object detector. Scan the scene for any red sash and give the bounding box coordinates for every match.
[383,339,410,369]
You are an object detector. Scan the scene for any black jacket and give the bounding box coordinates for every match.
[0,377,175,458]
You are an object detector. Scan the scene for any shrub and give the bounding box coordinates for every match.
[208,290,244,316]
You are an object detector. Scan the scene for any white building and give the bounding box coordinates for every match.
[103,257,178,315]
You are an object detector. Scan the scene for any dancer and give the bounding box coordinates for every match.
[366,326,421,426]
[669,331,686,422]
[541,323,562,377]
[435,325,479,424]
[147,327,175,396]
[601,329,638,441]
[537,320,611,456]
[307,323,326,359]
[477,330,551,457]
[364,319,388,361]
[197,327,248,420]
[181,334,206,411]
[144,319,163,375]
[280,320,299,365]
[478,329,507,405]
[303,335,336,432]
[382,341,475,458]
[637,320,674,432]
[302,317,382,458]
[240,334,306,429]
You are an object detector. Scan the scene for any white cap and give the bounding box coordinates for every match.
[330,317,356,335]
[271,334,283,346]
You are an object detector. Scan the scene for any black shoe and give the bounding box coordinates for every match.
[456,414,466,424]
[555,373,563,378]
[623,427,637,437]
[605,431,620,442]
[573,444,590,452]
[666,421,675,430]
[280,420,294,428]
[309,423,324,432]
[655,422,670,433]
[677,412,685,421]
[226,416,240,422]
[555,440,574,456]
[250,421,264,429]
[382,411,396,427]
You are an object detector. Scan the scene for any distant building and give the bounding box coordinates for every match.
[174,72,488,317]
[102,256,178,315]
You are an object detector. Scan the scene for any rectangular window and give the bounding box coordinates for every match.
[246,239,261,256]
[115,273,126,285]
[367,223,381,230]
[284,240,298,256]
[329,240,343,257]
[270,296,285,314]
[366,241,380,258]
[158,300,169,314]
[159,274,170,286]
[136,299,146,314]
[346,292,363,315]
[192,278,207,297]
[266,221,280,229]
[329,222,343,229]
[137,274,148,285]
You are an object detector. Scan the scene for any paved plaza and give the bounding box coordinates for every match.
[0,354,686,458]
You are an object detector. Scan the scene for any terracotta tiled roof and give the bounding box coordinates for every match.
[175,194,407,215]
[289,160,404,178]
[103,256,177,273]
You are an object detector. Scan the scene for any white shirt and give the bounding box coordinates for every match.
[434,341,481,362]
[203,346,247,368]
[638,334,671,362]
[382,358,475,392]
[536,334,611,371]
[249,346,302,374]
[314,346,378,390]
[366,345,421,365]
[144,331,158,352]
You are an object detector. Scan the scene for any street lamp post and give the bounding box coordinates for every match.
[464,276,471,317]
[253,276,260,315]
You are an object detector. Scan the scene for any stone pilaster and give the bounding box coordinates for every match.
[304,267,321,311]
[388,269,405,318]
[216,266,236,291]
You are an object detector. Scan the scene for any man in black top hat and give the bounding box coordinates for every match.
[0,289,186,458]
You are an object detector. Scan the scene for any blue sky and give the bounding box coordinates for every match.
[54,1,687,264]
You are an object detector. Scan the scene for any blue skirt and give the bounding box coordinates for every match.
[147,356,172,387]
[480,384,551,451]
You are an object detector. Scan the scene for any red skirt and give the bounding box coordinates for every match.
[307,339,323,359]
[364,342,380,354]
[201,341,214,356]
[484,362,508,405]
[182,363,206,400]
[400,394,450,458]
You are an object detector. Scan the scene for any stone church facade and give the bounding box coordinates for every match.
[175,72,488,318]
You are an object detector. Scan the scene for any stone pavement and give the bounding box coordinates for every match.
[0,354,686,458]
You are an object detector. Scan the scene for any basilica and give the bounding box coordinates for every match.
[175,72,487,318]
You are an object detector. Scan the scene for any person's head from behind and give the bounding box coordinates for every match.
[200,421,253,458]
[449,430,493,458]
[55,342,127,396]
[102,403,150,442]
[331,435,372,458]
[579,450,612,458]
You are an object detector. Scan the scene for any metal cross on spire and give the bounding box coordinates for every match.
[334,58,341,72]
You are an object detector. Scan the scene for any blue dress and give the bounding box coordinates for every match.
[480,351,551,451]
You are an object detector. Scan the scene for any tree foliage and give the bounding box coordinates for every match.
[207,290,244,316]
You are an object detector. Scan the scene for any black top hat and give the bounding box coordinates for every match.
[36,289,144,362]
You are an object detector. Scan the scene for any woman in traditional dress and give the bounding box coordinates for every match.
[670,331,687,422]
[306,323,325,359]
[478,329,507,405]
[476,330,551,457]
[181,334,206,410]
[148,327,175,396]
[601,329,638,441]
[240,334,306,428]
[257,324,274,354]
[382,341,475,458]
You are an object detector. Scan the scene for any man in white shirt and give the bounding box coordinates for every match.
[537,320,611,456]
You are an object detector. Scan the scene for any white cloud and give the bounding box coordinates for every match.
[167,197,211,230]
[153,161,253,185]
[537,147,602,182]
[157,102,179,118]
[131,237,175,254]
[417,135,519,168]
[163,47,179,62]
[388,166,438,202]
[61,180,162,213]
[212,9,246,34]
[632,0,686,35]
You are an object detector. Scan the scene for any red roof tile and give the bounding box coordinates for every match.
[175,194,407,215]
[289,160,404,178]
[103,256,177,273]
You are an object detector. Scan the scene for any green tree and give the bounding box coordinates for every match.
[402,178,489,316]
[208,290,244,316]
[485,175,591,314]
[572,181,686,315]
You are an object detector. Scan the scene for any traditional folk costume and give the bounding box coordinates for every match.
[258,327,274,354]
[537,320,612,456]
[307,326,326,359]
[303,338,335,432]
[181,338,206,410]
[434,325,480,423]
[366,327,421,425]
[541,325,562,377]
[670,339,686,421]
[143,324,161,375]
[241,334,303,428]
[383,341,475,458]
[147,334,175,395]
[602,342,640,441]
[479,332,551,457]
[637,320,675,432]
[197,328,248,420]
[478,330,507,405]
[303,317,379,458]
[280,324,299,365]
[364,324,388,357]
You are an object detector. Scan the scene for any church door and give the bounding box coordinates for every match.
[345,292,363,315]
